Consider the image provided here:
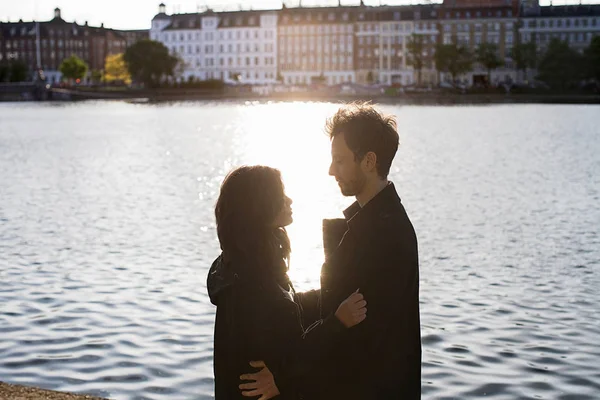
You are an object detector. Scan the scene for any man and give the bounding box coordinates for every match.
[240,103,421,399]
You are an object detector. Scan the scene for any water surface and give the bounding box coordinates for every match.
[1,101,599,399]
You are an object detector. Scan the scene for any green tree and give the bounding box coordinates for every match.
[59,55,88,82]
[537,39,583,91]
[0,61,30,82]
[512,42,538,82]
[476,43,503,85]
[407,34,425,86]
[123,40,178,88]
[584,35,600,83]
[91,69,103,85]
[0,63,9,82]
[435,43,473,85]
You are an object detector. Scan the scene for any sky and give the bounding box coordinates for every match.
[0,0,597,30]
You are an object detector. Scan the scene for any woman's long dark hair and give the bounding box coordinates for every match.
[215,166,291,286]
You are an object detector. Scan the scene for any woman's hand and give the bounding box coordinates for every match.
[334,289,367,328]
[239,361,280,400]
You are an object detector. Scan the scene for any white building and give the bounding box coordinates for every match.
[520,4,600,54]
[150,3,278,84]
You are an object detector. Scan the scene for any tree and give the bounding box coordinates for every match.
[123,40,178,88]
[584,35,600,84]
[407,34,425,86]
[0,63,9,82]
[104,53,131,84]
[512,42,538,82]
[366,71,374,84]
[537,39,583,91]
[5,61,29,82]
[91,69,103,85]
[476,43,503,85]
[435,43,473,85]
[59,55,88,82]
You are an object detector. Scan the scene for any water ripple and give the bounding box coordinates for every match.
[1,102,599,399]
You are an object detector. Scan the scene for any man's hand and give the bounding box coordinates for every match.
[239,360,280,399]
[335,289,367,328]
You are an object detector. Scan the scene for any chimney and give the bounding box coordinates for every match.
[85,21,88,26]
[101,22,104,28]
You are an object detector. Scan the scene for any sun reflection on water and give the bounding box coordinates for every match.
[234,102,354,290]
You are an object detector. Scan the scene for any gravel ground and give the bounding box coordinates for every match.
[0,382,108,400]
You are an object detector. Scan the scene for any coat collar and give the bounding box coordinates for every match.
[343,182,400,231]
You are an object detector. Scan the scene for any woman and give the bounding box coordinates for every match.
[207,165,367,399]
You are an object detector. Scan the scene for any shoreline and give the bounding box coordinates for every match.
[62,89,600,105]
[0,382,108,400]
[2,87,600,105]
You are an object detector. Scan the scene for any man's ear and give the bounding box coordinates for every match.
[363,151,377,172]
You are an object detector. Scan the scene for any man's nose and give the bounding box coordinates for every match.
[328,163,334,176]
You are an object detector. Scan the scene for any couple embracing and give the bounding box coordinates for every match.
[207,103,421,399]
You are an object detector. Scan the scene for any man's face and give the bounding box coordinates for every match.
[329,134,367,197]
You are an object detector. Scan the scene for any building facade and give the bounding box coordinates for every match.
[0,8,147,83]
[150,4,278,83]
[437,0,519,85]
[277,5,356,86]
[520,4,600,54]
[355,5,440,86]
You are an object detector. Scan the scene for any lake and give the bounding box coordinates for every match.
[1,101,599,399]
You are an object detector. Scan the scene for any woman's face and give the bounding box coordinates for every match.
[272,194,293,227]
